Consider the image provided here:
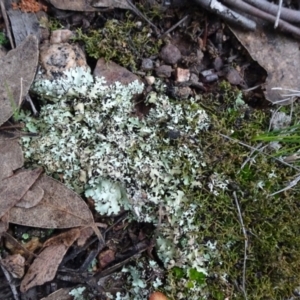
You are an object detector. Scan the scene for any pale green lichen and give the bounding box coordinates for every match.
[69,286,86,300]
[21,66,212,298]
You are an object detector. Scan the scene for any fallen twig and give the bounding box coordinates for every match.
[159,15,190,39]
[243,0,300,23]
[239,142,268,171]
[269,173,300,196]
[193,0,256,30]
[222,0,300,38]
[25,95,38,116]
[126,0,160,36]
[233,192,248,300]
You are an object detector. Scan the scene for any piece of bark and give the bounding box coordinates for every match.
[7,9,40,46]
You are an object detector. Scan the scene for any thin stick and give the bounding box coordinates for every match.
[269,173,300,196]
[274,0,283,28]
[159,15,190,39]
[126,0,160,36]
[239,143,268,171]
[242,84,261,92]
[233,192,248,300]
[268,105,282,132]
[25,94,38,116]
[19,78,23,107]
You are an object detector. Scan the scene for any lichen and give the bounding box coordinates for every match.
[20,66,300,299]
[21,66,211,297]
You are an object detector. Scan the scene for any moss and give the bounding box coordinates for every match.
[0,31,8,46]
[39,16,64,32]
[165,81,300,299]
[73,12,162,71]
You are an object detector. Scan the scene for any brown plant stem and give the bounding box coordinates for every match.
[193,0,256,30]
[222,0,300,38]
[243,0,300,23]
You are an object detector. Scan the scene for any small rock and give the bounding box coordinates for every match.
[155,65,173,78]
[160,43,181,65]
[191,81,206,91]
[175,67,190,83]
[141,58,154,71]
[200,69,218,83]
[213,56,223,71]
[149,291,168,300]
[225,68,243,85]
[174,86,192,99]
[50,29,74,44]
[145,76,155,85]
[190,72,206,90]
[167,129,181,140]
[38,43,88,80]
[94,58,143,87]
[190,73,199,83]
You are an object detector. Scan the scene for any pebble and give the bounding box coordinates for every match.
[175,67,190,82]
[155,65,173,78]
[149,291,168,300]
[145,75,155,85]
[38,43,88,80]
[141,58,154,71]
[93,58,143,87]
[160,43,181,65]
[174,86,192,99]
[50,29,74,44]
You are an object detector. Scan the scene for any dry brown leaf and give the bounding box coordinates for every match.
[0,254,25,278]
[76,226,94,247]
[0,134,24,181]
[9,174,95,229]
[43,228,81,248]
[229,23,300,104]
[0,35,38,126]
[49,0,131,11]
[20,228,81,292]
[16,183,44,208]
[40,288,73,300]
[0,168,43,219]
